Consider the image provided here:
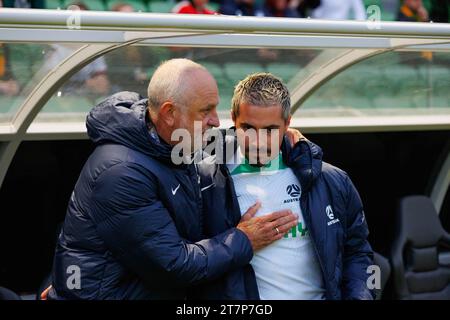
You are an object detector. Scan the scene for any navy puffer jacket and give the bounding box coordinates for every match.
[48,92,253,300]
[195,131,375,300]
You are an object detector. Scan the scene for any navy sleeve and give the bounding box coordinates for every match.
[341,173,376,300]
[89,162,253,287]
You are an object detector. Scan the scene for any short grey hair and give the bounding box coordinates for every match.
[231,72,291,121]
[147,58,207,110]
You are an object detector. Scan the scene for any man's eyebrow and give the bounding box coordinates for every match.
[201,104,216,111]
[263,125,281,129]
[240,122,255,128]
[239,123,280,130]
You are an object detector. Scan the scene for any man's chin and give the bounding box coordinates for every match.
[245,157,269,167]
[246,152,276,165]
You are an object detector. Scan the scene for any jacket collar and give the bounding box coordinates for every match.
[218,128,323,192]
[281,136,323,193]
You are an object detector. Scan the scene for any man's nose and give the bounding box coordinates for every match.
[207,110,220,128]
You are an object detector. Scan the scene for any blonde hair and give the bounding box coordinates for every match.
[232,72,291,121]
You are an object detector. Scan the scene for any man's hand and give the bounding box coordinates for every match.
[286,128,306,147]
[237,202,298,251]
[417,6,429,22]
[40,285,52,300]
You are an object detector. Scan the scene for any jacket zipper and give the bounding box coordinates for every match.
[190,164,203,237]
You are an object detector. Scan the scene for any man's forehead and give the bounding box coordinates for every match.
[186,70,217,91]
[239,103,283,117]
[186,67,215,81]
[182,77,217,103]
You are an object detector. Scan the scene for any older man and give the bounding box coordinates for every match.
[47,59,298,300]
[197,73,375,300]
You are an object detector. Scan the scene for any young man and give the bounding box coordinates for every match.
[197,73,375,300]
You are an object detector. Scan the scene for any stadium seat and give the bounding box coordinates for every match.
[350,68,390,100]
[106,0,148,12]
[46,0,63,9]
[433,76,450,108]
[372,95,402,109]
[266,63,302,83]
[41,96,92,113]
[382,65,416,93]
[390,66,430,108]
[217,93,233,111]
[414,66,450,107]
[390,195,450,299]
[148,1,174,13]
[363,0,382,9]
[365,76,392,99]
[63,0,106,11]
[427,66,450,87]
[343,95,374,109]
[381,11,396,21]
[146,66,157,80]
[8,44,46,89]
[200,62,229,88]
[223,62,267,107]
[422,0,432,12]
[429,95,449,108]
[301,95,339,109]
[224,62,266,85]
[0,97,22,115]
[206,2,219,12]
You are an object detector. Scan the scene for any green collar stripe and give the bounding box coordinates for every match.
[231,154,287,175]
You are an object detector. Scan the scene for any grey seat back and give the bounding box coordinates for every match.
[391,195,450,299]
[373,252,391,300]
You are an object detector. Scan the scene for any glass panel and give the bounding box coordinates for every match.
[301,50,450,117]
[193,47,327,115]
[36,43,346,123]
[38,45,172,122]
[0,43,83,124]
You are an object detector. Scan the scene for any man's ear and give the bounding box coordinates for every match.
[231,109,236,123]
[159,101,175,127]
[286,115,291,127]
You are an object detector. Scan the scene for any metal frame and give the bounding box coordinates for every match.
[291,38,450,112]
[1,9,450,38]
